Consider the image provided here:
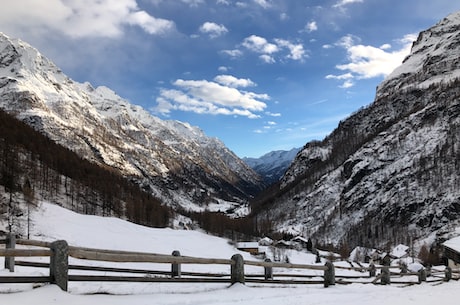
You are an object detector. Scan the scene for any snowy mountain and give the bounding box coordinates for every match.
[0,32,264,215]
[243,148,300,185]
[251,11,460,249]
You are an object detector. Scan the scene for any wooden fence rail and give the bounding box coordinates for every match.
[1,234,458,291]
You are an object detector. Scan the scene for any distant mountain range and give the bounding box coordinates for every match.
[243,148,300,185]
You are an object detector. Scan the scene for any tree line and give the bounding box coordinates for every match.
[0,109,171,233]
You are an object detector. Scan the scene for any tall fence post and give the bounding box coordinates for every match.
[380,266,390,285]
[264,258,273,280]
[369,262,376,277]
[445,266,452,282]
[418,268,426,284]
[5,233,16,272]
[50,240,68,291]
[171,250,181,278]
[324,260,335,287]
[231,254,245,285]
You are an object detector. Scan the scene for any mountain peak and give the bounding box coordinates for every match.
[0,32,264,215]
[251,10,460,249]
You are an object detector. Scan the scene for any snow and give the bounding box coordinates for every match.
[2,202,460,304]
[444,236,460,252]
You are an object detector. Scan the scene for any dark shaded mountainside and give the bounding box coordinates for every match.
[0,32,265,220]
[251,11,460,250]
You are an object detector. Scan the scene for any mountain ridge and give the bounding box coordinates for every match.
[243,147,300,185]
[251,11,460,249]
[0,32,264,216]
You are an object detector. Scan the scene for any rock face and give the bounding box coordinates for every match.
[243,148,300,185]
[0,32,264,215]
[252,11,460,248]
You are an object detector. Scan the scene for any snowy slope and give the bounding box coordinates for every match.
[252,11,460,249]
[0,32,264,214]
[2,202,460,304]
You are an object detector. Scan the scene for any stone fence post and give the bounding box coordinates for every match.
[445,266,452,282]
[369,263,376,277]
[231,254,245,284]
[50,240,69,291]
[418,268,427,284]
[381,266,390,285]
[264,258,273,280]
[324,260,335,287]
[5,233,16,272]
[171,250,181,278]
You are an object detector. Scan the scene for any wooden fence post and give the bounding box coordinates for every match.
[369,263,376,277]
[380,266,390,285]
[324,260,335,287]
[231,254,245,284]
[444,266,452,282]
[5,233,16,272]
[264,258,273,280]
[50,240,68,291]
[171,250,181,278]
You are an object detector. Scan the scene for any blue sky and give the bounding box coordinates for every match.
[1,0,460,157]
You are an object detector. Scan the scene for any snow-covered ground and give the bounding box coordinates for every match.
[1,202,460,305]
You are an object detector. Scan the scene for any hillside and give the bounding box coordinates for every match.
[250,11,460,250]
[1,201,460,304]
[0,32,264,216]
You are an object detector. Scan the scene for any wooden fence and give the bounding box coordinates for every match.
[0,234,458,292]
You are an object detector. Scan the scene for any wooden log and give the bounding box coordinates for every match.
[244,260,327,270]
[16,239,52,248]
[68,275,231,283]
[245,278,325,285]
[15,260,231,278]
[69,248,232,265]
[0,249,52,257]
[0,276,51,283]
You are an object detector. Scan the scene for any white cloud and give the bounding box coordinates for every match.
[333,0,364,8]
[340,80,354,88]
[260,54,276,64]
[221,49,244,58]
[0,0,174,38]
[181,0,205,7]
[127,11,174,35]
[153,76,269,118]
[199,22,228,38]
[325,73,354,80]
[274,39,307,61]
[218,66,229,72]
[241,35,307,63]
[336,34,416,79]
[327,33,416,88]
[214,75,256,88]
[253,0,272,9]
[242,35,279,54]
[266,112,282,117]
[280,13,289,21]
[304,21,318,33]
